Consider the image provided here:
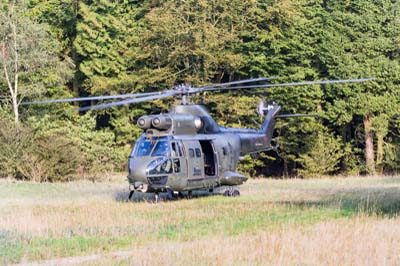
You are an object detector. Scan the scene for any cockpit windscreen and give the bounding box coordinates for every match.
[133,137,171,157]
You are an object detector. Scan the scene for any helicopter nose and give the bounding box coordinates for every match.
[128,158,148,183]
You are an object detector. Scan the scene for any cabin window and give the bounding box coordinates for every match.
[189,148,194,158]
[195,148,201,158]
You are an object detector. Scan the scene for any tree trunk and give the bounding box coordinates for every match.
[363,114,375,174]
[12,11,19,124]
[283,154,289,177]
[1,53,19,124]
[12,93,19,124]
[72,0,80,106]
[376,133,384,175]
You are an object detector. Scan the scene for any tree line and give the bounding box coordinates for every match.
[0,0,399,181]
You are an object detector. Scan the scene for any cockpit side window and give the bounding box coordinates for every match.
[147,158,173,175]
[171,141,183,157]
[177,141,184,156]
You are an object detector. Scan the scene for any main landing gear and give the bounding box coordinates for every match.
[127,186,240,202]
[152,189,189,202]
[223,187,240,197]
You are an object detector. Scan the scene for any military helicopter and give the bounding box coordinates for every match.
[23,77,373,201]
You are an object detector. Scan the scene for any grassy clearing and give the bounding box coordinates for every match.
[1,176,400,265]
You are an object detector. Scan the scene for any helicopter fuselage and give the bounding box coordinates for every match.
[127,104,280,193]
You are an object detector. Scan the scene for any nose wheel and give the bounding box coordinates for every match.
[128,190,134,201]
[127,183,135,201]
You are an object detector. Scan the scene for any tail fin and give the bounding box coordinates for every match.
[258,102,281,138]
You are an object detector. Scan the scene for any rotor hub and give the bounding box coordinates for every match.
[174,84,194,105]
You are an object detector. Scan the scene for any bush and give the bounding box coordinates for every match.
[0,114,126,181]
[18,131,82,182]
[0,117,82,181]
[297,132,344,178]
[0,117,32,179]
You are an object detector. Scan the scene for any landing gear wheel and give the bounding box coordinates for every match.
[166,188,174,200]
[153,192,160,203]
[223,188,240,197]
[223,190,231,197]
[127,190,134,201]
[231,189,240,197]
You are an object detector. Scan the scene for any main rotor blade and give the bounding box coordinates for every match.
[198,77,277,90]
[193,78,374,93]
[21,91,163,105]
[79,91,178,112]
[276,114,319,118]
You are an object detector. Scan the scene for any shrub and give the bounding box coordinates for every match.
[0,114,126,181]
[297,132,344,178]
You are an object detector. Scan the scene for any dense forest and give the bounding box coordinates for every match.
[0,0,399,181]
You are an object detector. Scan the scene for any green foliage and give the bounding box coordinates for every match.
[0,116,33,179]
[237,153,275,177]
[1,0,399,180]
[75,0,138,91]
[0,0,73,122]
[29,114,126,179]
[0,116,79,181]
[341,143,365,176]
[297,131,344,178]
[137,0,256,84]
[0,114,125,181]
[72,0,148,146]
[318,0,400,173]
[27,0,78,55]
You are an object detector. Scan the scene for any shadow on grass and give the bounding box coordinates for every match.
[114,190,216,203]
[277,186,400,217]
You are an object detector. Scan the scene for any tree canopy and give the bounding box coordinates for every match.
[0,0,398,180]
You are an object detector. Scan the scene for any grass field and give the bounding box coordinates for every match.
[1,176,400,266]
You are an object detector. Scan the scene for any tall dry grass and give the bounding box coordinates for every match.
[1,176,399,265]
[79,217,400,266]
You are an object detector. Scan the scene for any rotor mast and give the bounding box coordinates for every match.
[174,84,193,105]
